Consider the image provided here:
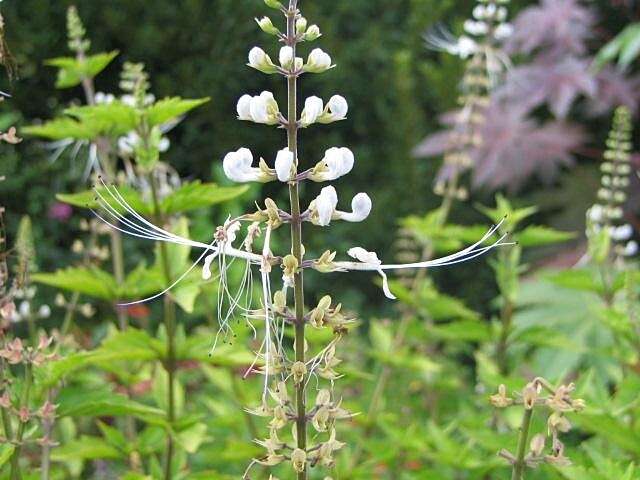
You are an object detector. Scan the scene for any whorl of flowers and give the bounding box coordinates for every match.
[425,0,512,204]
[491,378,585,474]
[587,106,636,261]
[90,0,512,477]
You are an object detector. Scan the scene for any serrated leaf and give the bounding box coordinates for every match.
[160,181,248,215]
[575,414,640,455]
[32,266,118,300]
[518,225,575,247]
[65,101,139,135]
[22,117,102,140]
[57,186,151,216]
[121,263,165,300]
[46,51,119,88]
[145,97,210,127]
[97,420,128,452]
[51,435,124,462]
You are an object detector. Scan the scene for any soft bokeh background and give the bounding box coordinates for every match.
[2,0,635,315]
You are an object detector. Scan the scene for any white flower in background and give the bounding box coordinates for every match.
[275,148,295,182]
[312,186,338,226]
[223,148,272,183]
[94,92,115,104]
[494,23,514,40]
[464,20,488,36]
[611,224,633,241]
[122,93,155,107]
[117,131,170,157]
[319,95,348,124]
[497,6,508,22]
[335,193,372,223]
[304,48,333,73]
[237,92,280,125]
[279,46,294,68]
[623,240,638,257]
[300,96,324,127]
[248,46,277,74]
[309,147,354,182]
[38,305,51,319]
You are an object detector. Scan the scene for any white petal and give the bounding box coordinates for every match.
[316,186,338,226]
[237,95,253,120]
[301,96,324,126]
[347,247,381,265]
[279,46,294,67]
[203,253,218,280]
[327,95,348,120]
[275,148,294,182]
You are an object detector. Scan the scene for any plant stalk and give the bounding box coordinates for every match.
[149,174,177,480]
[9,363,33,480]
[286,2,307,478]
[511,408,533,480]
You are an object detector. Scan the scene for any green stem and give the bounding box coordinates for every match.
[9,363,33,480]
[511,408,533,480]
[0,360,13,441]
[286,3,306,479]
[149,174,177,480]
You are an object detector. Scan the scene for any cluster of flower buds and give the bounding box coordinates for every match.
[0,335,59,367]
[491,378,585,471]
[54,293,96,319]
[587,106,636,260]
[2,286,51,324]
[427,0,512,202]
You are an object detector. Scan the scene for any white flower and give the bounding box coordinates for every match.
[494,23,514,40]
[248,46,277,74]
[223,148,269,183]
[38,305,51,319]
[588,205,604,223]
[464,20,488,36]
[497,7,508,22]
[455,36,478,59]
[624,240,638,257]
[313,186,338,226]
[310,147,354,182]
[611,224,633,241]
[304,48,332,73]
[19,301,30,317]
[473,5,487,19]
[118,132,140,156]
[335,193,372,223]
[242,91,280,125]
[300,96,324,127]
[318,95,348,124]
[237,94,253,120]
[279,46,294,68]
[94,92,115,104]
[275,148,295,182]
[347,247,381,265]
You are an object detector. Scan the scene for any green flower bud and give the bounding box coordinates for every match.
[303,24,321,41]
[296,16,308,35]
[264,0,283,9]
[256,16,280,35]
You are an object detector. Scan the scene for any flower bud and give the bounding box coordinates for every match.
[312,186,338,226]
[248,47,277,74]
[296,16,308,35]
[303,24,321,41]
[264,0,283,9]
[256,16,279,35]
[530,434,546,457]
[279,46,294,68]
[304,48,332,73]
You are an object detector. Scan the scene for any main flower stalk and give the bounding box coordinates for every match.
[285,2,308,477]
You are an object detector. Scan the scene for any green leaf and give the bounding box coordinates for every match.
[57,387,166,422]
[0,444,15,467]
[65,101,139,135]
[545,269,604,294]
[428,320,491,342]
[51,435,124,462]
[46,51,119,88]
[56,186,151,216]
[369,321,393,353]
[518,225,575,247]
[145,97,210,127]
[121,263,164,300]
[97,420,128,452]
[176,422,208,454]
[160,181,248,215]
[576,413,640,455]
[32,266,118,300]
[22,117,102,140]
